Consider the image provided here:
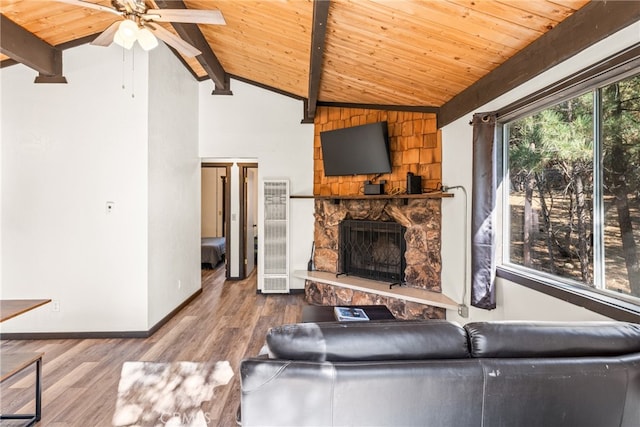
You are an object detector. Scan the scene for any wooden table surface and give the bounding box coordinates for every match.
[0,299,51,322]
[1,352,44,381]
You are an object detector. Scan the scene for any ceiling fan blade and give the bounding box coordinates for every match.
[54,0,123,16]
[146,24,202,58]
[90,21,121,46]
[123,0,138,8]
[143,9,225,25]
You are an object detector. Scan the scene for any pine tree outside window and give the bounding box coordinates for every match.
[502,73,640,304]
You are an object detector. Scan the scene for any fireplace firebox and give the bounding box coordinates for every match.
[339,220,406,283]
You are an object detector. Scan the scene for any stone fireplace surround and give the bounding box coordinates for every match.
[305,198,448,319]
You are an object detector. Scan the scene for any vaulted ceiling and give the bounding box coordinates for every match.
[1,0,638,125]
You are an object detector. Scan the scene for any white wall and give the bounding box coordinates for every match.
[1,41,201,333]
[147,43,201,327]
[1,44,150,332]
[199,79,315,288]
[442,21,640,324]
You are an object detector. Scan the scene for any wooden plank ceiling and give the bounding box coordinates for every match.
[0,0,590,110]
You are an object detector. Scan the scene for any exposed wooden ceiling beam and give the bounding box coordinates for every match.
[318,101,439,114]
[0,14,66,82]
[304,0,330,122]
[154,0,231,94]
[438,1,640,128]
[230,73,304,101]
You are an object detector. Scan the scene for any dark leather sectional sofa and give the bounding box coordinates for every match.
[239,319,640,426]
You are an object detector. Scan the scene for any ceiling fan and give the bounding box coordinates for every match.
[55,0,225,57]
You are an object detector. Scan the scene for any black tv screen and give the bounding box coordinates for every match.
[320,121,392,176]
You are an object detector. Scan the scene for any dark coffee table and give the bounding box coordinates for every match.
[301,305,396,323]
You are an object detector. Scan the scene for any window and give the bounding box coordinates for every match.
[502,72,640,305]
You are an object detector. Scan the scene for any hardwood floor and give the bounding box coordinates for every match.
[0,266,305,426]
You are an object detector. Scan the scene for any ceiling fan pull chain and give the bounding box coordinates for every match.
[131,48,135,99]
[121,47,126,91]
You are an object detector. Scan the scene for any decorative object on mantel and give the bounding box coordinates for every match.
[112,360,233,427]
[406,172,422,194]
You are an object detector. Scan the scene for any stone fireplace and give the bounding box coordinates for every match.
[304,106,448,319]
[306,197,446,319]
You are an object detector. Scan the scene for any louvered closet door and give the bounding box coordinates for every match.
[262,180,289,293]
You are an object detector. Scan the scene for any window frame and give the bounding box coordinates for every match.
[495,43,640,322]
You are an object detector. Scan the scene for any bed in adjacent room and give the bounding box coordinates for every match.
[201,237,226,268]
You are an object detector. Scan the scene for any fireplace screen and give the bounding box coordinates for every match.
[339,220,406,283]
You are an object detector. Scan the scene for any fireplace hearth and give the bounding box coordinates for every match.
[339,220,406,283]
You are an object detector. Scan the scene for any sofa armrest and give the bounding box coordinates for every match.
[465,321,640,357]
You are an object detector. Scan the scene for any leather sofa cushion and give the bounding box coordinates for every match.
[240,358,486,426]
[266,320,470,362]
[465,321,640,358]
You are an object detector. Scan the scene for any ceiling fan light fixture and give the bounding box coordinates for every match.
[117,19,139,43]
[137,27,158,51]
[113,29,135,49]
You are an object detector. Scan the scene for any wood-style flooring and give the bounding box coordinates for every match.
[0,266,305,426]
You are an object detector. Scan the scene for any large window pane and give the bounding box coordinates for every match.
[601,75,640,298]
[506,93,594,285]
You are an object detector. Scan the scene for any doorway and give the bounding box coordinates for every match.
[201,163,231,278]
[239,163,258,278]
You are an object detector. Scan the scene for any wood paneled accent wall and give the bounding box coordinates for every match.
[313,107,441,196]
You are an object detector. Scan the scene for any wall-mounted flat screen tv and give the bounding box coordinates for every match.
[320,121,392,176]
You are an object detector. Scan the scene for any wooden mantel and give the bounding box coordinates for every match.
[291,192,454,204]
